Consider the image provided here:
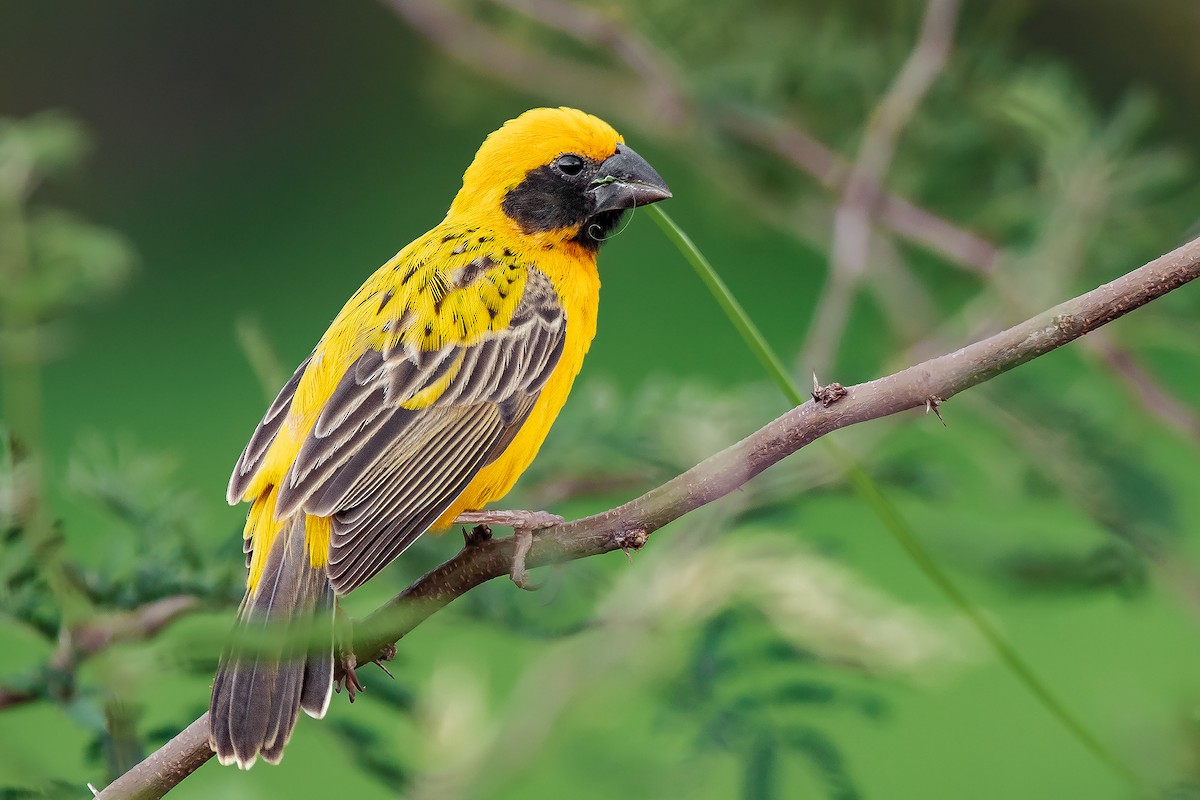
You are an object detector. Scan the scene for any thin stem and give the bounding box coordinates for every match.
[833,450,1142,787]
[648,207,801,406]
[647,204,1143,790]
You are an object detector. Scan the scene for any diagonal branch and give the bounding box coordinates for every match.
[717,107,1002,273]
[96,233,1200,800]
[1085,328,1200,439]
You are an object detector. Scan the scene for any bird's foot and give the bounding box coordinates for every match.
[331,603,398,701]
[454,510,564,530]
[509,527,539,591]
[335,648,365,702]
[334,641,398,700]
[453,509,564,591]
[333,604,363,702]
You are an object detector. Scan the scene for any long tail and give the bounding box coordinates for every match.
[209,514,334,768]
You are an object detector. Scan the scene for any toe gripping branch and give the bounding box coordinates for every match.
[333,605,397,702]
[455,510,566,591]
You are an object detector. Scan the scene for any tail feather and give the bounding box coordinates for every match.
[299,580,335,719]
[210,515,335,769]
[258,655,302,762]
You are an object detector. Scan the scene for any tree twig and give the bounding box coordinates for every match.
[1085,328,1200,438]
[801,0,961,374]
[381,0,645,128]
[719,108,1001,274]
[96,233,1200,799]
[0,595,200,711]
[489,0,690,127]
[95,716,213,800]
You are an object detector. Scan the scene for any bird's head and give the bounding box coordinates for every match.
[447,107,671,252]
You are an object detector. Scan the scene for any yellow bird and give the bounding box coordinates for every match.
[209,107,671,768]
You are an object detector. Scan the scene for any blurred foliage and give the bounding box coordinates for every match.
[65,436,241,607]
[0,113,131,339]
[0,0,1199,798]
[0,112,199,790]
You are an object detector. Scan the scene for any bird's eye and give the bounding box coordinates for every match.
[554,154,585,177]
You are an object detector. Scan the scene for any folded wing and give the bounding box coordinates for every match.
[251,266,566,595]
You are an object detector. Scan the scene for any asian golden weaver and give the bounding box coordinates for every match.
[209,107,671,768]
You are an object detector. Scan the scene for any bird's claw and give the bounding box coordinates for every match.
[335,649,365,702]
[333,602,399,702]
[335,642,398,699]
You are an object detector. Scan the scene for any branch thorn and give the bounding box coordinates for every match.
[812,379,848,408]
[926,395,946,426]
[618,528,648,560]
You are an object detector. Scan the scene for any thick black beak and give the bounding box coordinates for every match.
[589,144,672,214]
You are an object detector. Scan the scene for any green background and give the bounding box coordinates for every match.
[2,1,1199,798]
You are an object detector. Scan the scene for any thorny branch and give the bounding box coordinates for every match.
[96,230,1200,800]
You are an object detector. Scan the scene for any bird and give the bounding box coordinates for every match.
[208,107,671,769]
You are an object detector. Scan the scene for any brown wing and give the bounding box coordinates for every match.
[274,267,566,595]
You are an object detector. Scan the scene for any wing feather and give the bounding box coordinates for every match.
[326,407,502,591]
[331,407,493,528]
[325,390,538,594]
[275,386,398,518]
[227,354,313,504]
[312,350,384,438]
[299,408,417,518]
[267,264,566,595]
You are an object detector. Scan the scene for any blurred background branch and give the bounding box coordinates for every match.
[802,0,961,375]
[0,114,222,789]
